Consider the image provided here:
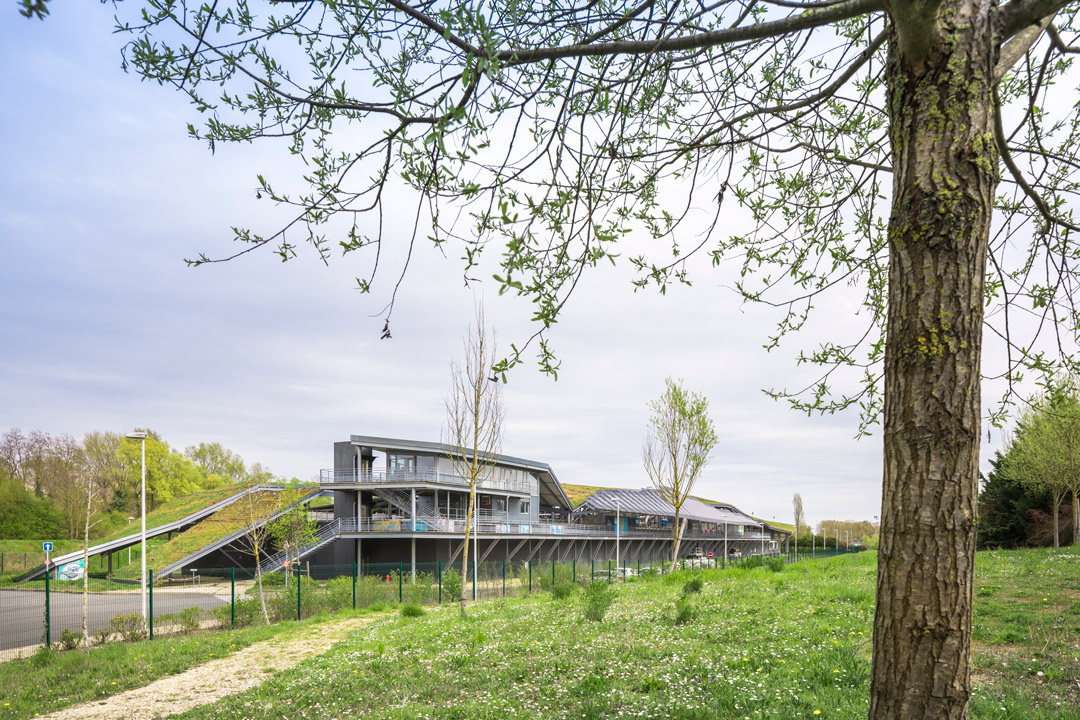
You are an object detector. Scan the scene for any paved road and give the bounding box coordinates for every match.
[0,588,228,651]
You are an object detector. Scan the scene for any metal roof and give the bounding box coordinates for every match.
[576,487,761,527]
[346,435,572,509]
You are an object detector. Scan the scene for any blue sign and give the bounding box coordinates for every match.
[43,542,53,552]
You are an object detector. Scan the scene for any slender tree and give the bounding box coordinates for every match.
[643,378,718,569]
[234,492,273,624]
[443,305,504,617]
[792,493,805,560]
[24,0,1080,715]
[1004,384,1080,547]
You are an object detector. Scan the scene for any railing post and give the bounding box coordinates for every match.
[231,567,236,627]
[148,570,154,640]
[44,567,50,648]
[352,562,357,610]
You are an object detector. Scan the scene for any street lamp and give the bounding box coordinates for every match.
[125,431,148,623]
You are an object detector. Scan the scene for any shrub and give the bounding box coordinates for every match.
[764,557,785,573]
[55,628,83,651]
[441,568,462,603]
[400,603,424,618]
[742,556,764,570]
[682,576,704,595]
[582,580,616,622]
[178,606,203,634]
[91,626,112,646]
[109,612,147,642]
[674,595,698,625]
[550,580,575,600]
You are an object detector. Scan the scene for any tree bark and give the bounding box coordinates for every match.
[871,1,998,718]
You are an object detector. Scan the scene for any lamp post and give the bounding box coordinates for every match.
[125,432,148,623]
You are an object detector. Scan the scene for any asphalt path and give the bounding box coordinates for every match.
[0,588,228,651]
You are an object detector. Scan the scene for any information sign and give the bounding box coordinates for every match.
[43,542,53,552]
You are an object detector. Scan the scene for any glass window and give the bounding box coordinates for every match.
[520,500,530,514]
[495,497,507,512]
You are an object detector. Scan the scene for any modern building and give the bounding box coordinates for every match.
[295,435,790,575]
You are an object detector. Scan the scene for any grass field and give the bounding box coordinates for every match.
[1,547,1076,720]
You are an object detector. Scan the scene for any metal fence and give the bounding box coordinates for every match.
[0,548,860,660]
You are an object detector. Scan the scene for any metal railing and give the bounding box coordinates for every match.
[259,520,343,575]
[319,468,534,494]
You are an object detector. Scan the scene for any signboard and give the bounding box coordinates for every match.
[42,542,53,552]
[56,559,85,581]
[708,552,714,559]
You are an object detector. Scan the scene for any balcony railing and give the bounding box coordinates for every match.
[320,468,533,495]
[336,517,770,540]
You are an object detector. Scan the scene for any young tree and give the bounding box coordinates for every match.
[268,502,318,585]
[792,493,805,560]
[25,0,1080,714]
[1004,386,1080,547]
[643,378,718,569]
[443,305,503,618]
[234,492,273,624]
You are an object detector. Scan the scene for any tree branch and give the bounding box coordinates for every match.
[995,11,1054,81]
[1000,0,1073,41]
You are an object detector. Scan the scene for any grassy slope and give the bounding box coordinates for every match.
[172,547,1079,720]
[110,488,317,578]
[96,482,260,545]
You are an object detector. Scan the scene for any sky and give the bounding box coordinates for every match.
[0,4,1023,530]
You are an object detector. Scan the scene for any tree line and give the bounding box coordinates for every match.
[0,427,293,541]
[978,379,1080,549]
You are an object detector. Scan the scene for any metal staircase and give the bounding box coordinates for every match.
[371,488,451,531]
[259,519,343,575]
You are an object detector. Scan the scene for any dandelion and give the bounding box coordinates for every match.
[813,712,821,716]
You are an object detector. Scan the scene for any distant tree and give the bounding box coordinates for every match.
[1003,385,1080,548]
[244,462,276,485]
[443,305,503,618]
[0,473,64,539]
[185,442,246,483]
[73,439,111,650]
[643,378,718,570]
[792,493,805,559]
[978,450,1050,549]
[0,428,50,494]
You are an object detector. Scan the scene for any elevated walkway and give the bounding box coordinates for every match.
[18,485,323,581]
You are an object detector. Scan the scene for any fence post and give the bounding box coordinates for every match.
[572,559,576,585]
[148,570,154,640]
[502,560,506,597]
[231,567,236,627]
[608,559,612,582]
[352,562,357,610]
[591,559,594,583]
[528,561,532,594]
[44,567,50,648]
[438,561,442,604]
[297,567,302,621]
[399,562,403,603]
[551,559,555,588]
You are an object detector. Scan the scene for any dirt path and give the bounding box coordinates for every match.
[37,616,375,720]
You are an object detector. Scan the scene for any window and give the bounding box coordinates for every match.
[519,500,530,514]
[495,497,507,512]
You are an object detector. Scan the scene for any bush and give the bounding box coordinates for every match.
[674,595,698,625]
[742,556,764,570]
[55,628,83,651]
[550,580,575,600]
[178,607,203,634]
[109,612,147,642]
[581,580,616,622]
[91,626,112,646]
[441,568,462,603]
[764,557,785,573]
[682,576,704,594]
[400,603,424,618]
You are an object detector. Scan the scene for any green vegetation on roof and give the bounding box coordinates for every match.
[561,483,612,508]
[112,487,316,578]
[98,482,261,545]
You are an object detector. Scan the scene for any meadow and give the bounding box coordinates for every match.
[0,547,1075,720]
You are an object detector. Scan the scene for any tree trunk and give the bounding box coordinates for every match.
[871,2,997,718]
[460,483,475,617]
[1052,496,1060,548]
[670,510,683,571]
[82,511,90,652]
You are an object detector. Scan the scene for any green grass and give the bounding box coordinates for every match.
[111,488,317,579]
[0,609,383,720]
[96,483,261,545]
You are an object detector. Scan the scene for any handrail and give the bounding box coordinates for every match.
[320,468,533,494]
[259,519,343,575]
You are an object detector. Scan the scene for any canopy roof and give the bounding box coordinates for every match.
[576,487,761,527]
